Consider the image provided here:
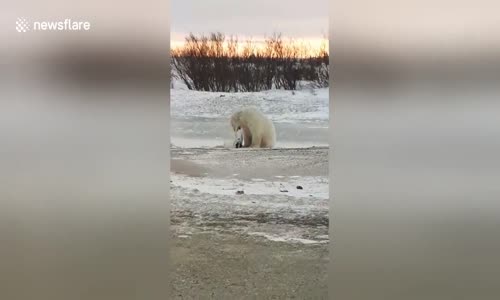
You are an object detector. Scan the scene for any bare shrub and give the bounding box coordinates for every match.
[312,40,329,88]
[171,32,329,92]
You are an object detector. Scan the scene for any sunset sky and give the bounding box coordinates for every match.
[171,0,328,51]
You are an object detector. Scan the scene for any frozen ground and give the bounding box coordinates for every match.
[171,147,329,243]
[171,147,329,298]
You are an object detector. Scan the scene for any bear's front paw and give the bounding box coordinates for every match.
[234,129,243,148]
[234,138,243,148]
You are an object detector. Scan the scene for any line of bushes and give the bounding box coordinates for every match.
[171,32,329,92]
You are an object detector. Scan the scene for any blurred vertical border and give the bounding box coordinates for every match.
[330,1,500,299]
[1,1,171,299]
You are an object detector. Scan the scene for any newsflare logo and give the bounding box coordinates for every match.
[16,18,30,33]
[15,17,91,33]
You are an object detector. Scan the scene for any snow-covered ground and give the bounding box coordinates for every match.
[171,87,329,122]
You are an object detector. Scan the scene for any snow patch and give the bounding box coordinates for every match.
[248,232,329,245]
[171,88,328,123]
[171,174,329,200]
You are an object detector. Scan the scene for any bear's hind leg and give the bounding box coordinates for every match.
[260,137,271,148]
[250,135,262,148]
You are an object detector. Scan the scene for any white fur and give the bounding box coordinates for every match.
[230,107,276,148]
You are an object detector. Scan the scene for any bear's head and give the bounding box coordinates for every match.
[230,111,242,134]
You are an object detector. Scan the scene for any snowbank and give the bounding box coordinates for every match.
[171,87,329,123]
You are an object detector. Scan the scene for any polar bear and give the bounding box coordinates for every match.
[230,107,276,148]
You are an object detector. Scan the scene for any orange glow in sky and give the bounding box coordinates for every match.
[171,36,329,57]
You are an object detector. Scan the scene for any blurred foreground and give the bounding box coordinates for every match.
[171,147,329,298]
